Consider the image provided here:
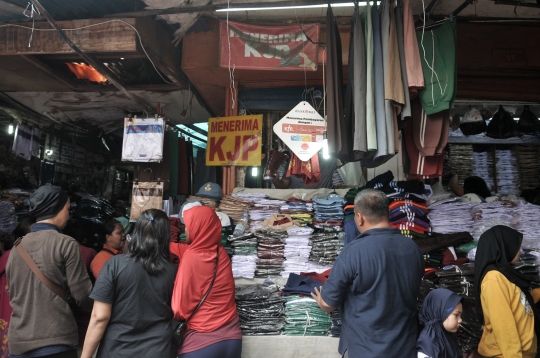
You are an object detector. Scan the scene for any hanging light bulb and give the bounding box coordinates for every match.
[322,139,330,159]
[8,122,14,135]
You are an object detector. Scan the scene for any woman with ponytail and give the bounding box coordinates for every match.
[81,209,178,358]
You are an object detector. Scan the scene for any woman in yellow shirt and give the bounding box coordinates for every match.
[474,225,540,358]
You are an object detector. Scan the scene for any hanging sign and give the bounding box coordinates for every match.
[273,101,326,161]
[206,114,263,166]
[219,20,319,71]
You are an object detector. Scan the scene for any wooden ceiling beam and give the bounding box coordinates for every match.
[20,55,78,90]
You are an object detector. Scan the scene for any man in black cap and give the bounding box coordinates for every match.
[7,184,93,358]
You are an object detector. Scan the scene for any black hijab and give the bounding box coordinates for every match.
[417,288,463,358]
[474,225,540,337]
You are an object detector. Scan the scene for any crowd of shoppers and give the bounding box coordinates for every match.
[0,183,539,358]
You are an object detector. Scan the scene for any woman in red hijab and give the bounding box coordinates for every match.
[170,206,241,358]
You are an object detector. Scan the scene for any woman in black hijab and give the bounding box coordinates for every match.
[474,225,540,358]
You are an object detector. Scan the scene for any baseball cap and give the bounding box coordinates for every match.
[215,211,231,227]
[179,200,204,224]
[196,182,223,200]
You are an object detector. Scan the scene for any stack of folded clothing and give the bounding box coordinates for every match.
[309,232,344,267]
[516,251,540,288]
[255,230,286,277]
[470,200,518,240]
[230,233,258,279]
[414,231,474,269]
[0,201,17,235]
[249,199,285,233]
[218,195,253,223]
[495,149,519,195]
[389,199,431,238]
[281,226,313,278]
[472,151,495,193]
[235,284,285,335]
[517,146,540,191]
[186,195,218,209]
[514,202,540,249]
[280,199,313,227]
[435,263,475,301]
[448,145,473,187]
[428,202,476,234]
[313,196,345,231]
[282,273,332,336]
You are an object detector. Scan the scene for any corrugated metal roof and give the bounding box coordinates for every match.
[0,0,147,23]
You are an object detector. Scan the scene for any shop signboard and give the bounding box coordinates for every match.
[219,20,319,71]
[206,114,263,166]
[44,135,86,167]
[273,101,326,161]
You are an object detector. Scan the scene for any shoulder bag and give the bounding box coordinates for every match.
[13,238,78,310]
[172,246,220,347]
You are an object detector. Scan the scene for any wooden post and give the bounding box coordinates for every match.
[222,82,239,197]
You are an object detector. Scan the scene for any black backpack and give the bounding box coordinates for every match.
[486,105,520,139]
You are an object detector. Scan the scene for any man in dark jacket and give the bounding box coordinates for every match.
[311,189,424,358]
[7,185,93,358]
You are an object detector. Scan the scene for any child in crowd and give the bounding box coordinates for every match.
[417,288,463,358]
[474,225,540,358]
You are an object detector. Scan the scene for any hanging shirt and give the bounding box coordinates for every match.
[395,2,412,118]
[122,117,164,162]
[403,0,425,91]
[364,1,378,154]
[412,98,451,157]
[12,125,32,161]
[30,127,41,158]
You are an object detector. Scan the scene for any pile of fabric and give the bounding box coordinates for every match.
[470,200,518,240]
[230,233,258,279]
[282,273,331,336]
[255,230,286,277]
[0,201,17,235]
[472,151,495,193]
[218,195,253,223]
[387,185,432,239]
[235,284,285,335]
[312,196,345,230]
[281,226,313,278]
[516,146,540,191]
[495,149,519,195]
[515,202,540,249]
[413,231,474,270]
[435,263,475,301]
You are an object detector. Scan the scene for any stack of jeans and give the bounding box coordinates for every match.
[235,284,285,335]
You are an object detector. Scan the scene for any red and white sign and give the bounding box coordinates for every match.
[219,21,319,71]
[273,101,326,161]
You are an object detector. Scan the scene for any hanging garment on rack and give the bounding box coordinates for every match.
[380,0,396,156]
[395,1,412,119]
[411,99,450,157]
[39,161,55,186]
[403,120,443,178]
[286,152,321,186]
[403,0,425,92]
[325,4,347,160]
[416,20,457,115]
[344,10,357,162]
[12,124,32,160]
[130,181,164,220]
[364,1,378,154]
[193,148,217,194]
[122,117,164,162]
[386,3,405,107]
[351,7,369,160]
[30,127,41,158]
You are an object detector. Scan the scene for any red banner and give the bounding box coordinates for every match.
[219,20,319,71]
